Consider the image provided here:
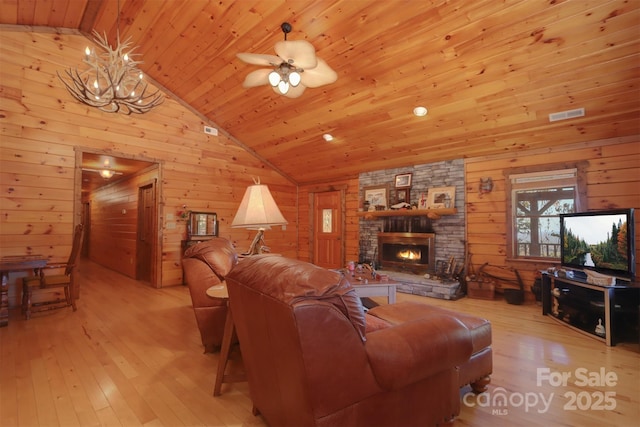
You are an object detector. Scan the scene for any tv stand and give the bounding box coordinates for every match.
[542,272,639,346]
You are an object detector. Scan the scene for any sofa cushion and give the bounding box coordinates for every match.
[365,313,392,334]
[368,301,491,354]
[226,255,368,341]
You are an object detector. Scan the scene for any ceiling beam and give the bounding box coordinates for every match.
[79,0,103,35]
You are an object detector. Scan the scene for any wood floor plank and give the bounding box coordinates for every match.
[95,405,123,427]
[0,317,19,426]
[14,325,40,426]
[37,335,82,427]
[136,379,205,427]
[90,364,144,426]
[64,328,112,412]
[102,363,157,425]
[1,259,637,427]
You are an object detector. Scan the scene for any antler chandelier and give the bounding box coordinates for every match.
[57,1,162,114]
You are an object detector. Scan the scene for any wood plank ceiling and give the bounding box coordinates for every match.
[1,0,639,185]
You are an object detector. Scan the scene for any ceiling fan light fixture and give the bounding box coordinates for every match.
[289,71,301,86]
[268,71,281,87]
[237,21,337,98]
[277,80,290,94]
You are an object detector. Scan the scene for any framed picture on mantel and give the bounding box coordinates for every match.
[394,173,412,188]
[364,186,389,210]
[427,186,456,209]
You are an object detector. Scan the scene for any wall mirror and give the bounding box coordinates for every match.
[188,211,218,238]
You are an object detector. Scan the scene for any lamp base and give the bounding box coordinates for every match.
[242,229,271,256]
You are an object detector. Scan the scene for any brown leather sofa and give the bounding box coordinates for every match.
[226,255,475,427]
[181,238,238,353]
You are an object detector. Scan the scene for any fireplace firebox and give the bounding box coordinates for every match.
[378,232,435,274]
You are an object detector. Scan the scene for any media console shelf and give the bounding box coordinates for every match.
[541,272,639,346]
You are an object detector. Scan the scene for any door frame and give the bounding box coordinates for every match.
[74,147,163,288]
[308,185,347,267]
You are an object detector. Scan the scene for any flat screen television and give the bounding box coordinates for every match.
[560,209,635,281]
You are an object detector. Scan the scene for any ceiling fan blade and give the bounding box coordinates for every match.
[236,52,282,66]
[272,84,306,99]
[242,69,272,88]
[300,58,337,88]
[274,40,317,69]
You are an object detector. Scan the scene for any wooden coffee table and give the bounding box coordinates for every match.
[343,274,399,304]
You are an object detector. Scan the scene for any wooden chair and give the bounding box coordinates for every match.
[22,224,84,319]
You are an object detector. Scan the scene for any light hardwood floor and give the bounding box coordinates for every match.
[1,259,638,427]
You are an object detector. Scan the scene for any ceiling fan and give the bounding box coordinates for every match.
[236,22,337,98]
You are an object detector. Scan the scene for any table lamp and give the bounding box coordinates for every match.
[231,178,288,255]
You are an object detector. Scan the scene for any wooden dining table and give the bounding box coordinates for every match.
[0,255,47,326]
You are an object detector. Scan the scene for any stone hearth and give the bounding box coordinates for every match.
[384,270,462,300]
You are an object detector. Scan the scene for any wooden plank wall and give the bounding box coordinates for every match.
[0,29,298,299]
[465,137,640,291]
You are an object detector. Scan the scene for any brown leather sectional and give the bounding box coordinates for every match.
[226,255,493,427]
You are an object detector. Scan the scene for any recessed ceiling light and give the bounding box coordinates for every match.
[413,106,428,117]
[323,133,334,142]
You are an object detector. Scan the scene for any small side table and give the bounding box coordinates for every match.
[206,282,245,396]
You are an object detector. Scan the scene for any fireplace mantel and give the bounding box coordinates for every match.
[357,208,457,220]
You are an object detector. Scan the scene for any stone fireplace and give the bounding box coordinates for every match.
[377,230,461,300]
[358,159,465,299]
[378,232,435,274]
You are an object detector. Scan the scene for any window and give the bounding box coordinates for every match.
[322,209,333,233]
[506,164,587,260]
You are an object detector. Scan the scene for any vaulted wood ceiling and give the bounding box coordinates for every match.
[2,0,639,185]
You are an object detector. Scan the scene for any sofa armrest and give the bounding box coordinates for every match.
[365,315,472,390]
[182,258,226,307]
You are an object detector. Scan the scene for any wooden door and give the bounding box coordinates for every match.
[136,182,155,283]
[313,190,343,268]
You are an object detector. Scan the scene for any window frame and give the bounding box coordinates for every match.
[504,161,588,262]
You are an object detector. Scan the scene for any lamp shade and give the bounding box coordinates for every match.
[231,184,288,229]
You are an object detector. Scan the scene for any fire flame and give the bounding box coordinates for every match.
[397,249,420,261]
